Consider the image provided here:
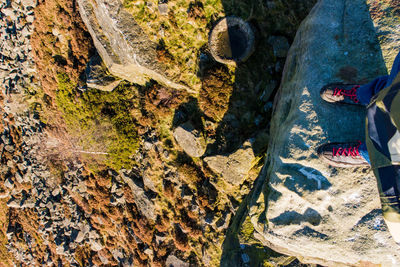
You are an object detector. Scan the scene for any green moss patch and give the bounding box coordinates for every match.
[56,73,140,169]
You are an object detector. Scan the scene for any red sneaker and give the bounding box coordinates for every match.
[320,83,364,106]
[317,141,370,168]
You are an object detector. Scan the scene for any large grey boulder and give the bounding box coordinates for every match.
[248,0,400,266]
[119,171,157,222]
[77,0,194,93]
[204,140,255,186]
[173,122,206,158]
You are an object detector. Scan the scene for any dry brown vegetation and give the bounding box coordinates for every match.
[172,224,191,252]
[199,66,234,122]
[30,0,94,168]
[0,200,12,266]
[31,0,92,98]
[139,82,188,129]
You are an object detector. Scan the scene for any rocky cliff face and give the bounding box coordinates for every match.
[247,0,400,266]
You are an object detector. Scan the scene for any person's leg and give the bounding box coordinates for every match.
[356,76,388,105]
[356,50,400,105]
[374,166,400,243]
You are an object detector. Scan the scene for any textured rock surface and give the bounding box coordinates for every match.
[165,255,189,267]
[0,0,38,96]
[85,53,121,91]
[77,0,194,93]
[1,110,100,265]
[367,0,400,70]
[249,0,400,266]
[204,140,255,186]
[173,122,206,158]
[119,169,157,222]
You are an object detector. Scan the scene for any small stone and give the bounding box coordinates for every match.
[158,3,168,15]
[90,239,104,251]
[143,174,156,192]
[89,230,100,240]
[26,14,34,24]
[20,0,36,8]
[52,28,61,37]
[77,182,87,193]
[165,255,189,267]
[10,187,22,196]
[75,231,85,243]
[7,160,15,168]
[5,145,15,153]
[4,177,14,189]
[15,172,23,183]
[143,141,153,151]
[111,249,124,261]
[0,191,10,199]
[155,235,166,245]
[2,8,17,20]
[99,254,109,265]
[215,212,231,230]
[119,172,157,221]
[158,26,165,37]
[7,197,21,208]
[52,188,60,197]
[144,248,153,259]
[21,198,35,209]
[9,72,18,79]
[268,36,290,58]
[55,245,65,255]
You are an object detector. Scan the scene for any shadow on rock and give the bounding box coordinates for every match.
[270,208,323,226]
[281,164,332,194]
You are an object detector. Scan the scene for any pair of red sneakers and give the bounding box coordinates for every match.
[318,84,370,168]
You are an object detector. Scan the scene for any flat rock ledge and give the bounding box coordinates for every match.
[248,0,400,266]
[77,0,194,93]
